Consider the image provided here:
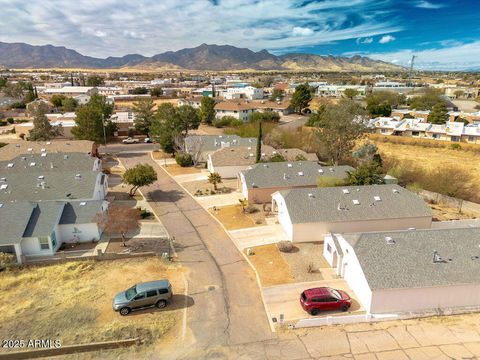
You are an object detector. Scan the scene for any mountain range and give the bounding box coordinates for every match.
[0,42,404,72]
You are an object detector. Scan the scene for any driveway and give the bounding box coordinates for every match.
[263,279,365,322]
[116,152,275,358]
[229,224,289,249]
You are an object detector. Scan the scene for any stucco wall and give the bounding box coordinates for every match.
[291,217,432,242]
[272,193,293,240]
[58,223,101,243]
[371,284,480,314]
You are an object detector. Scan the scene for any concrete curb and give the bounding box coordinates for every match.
[150,152,277,333]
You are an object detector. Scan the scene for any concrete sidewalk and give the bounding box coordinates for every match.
[195,192,243,209]
[229,224,289,249]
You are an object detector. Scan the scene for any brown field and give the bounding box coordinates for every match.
[210,204,257,230]
[162,164,203,176]
[0,258,185,356]
[245,244,294,287]
[114,98,179,110]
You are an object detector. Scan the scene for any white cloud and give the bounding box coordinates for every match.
[415,1,444,9]
[0,0,402,57]
[367,41,480,70]
[356,37,373,44]
[379,35,395,44]
[292,27,314,37]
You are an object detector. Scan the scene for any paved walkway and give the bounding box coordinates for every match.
[195,192,244,209]
[229,224,289,249]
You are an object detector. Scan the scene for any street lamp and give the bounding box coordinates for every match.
[102,113,107,147]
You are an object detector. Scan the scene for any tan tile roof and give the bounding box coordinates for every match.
[0,140,96,161]
[215,101,256,111]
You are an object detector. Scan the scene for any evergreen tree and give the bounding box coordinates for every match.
[199,96,216,124]
[72,94,115,142]
[256,121,262,163]
[290,83,313,113]
[132,97,155,134]
[29,107,57,141]
[427,102,449,124]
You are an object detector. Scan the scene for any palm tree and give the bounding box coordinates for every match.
[208,172,222,190]
[239,198,248,213]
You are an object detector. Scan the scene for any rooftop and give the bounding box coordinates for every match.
[0,201,35,245]
[0,152,97,173]
[0,140,95,161]
[276,184,431,224]
[342,228,480,290]
[185,135,257,153]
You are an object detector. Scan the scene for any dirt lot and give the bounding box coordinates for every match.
[210,204,268,230]
[245,244,294,287]
[106,237,171,255]
[429,202,479,221]
[162,163,203,176]
[182,178,237,197]
[0,258,186,356]
[152,150,173,161]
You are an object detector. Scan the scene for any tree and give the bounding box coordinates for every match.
[150,103,178,153]
[176,105,200,135]
[454,90,464,99]
[290,84,313,113]
[256,121,262,163]
[347,160,384,185]
[51,94,66,108]
[150,86,163,97]
[365,91,405,117]
[96,205,141,247]
[343,88,358,99]
[86,75,104,87]
[0,77,7,88]
[72,94,115,142]
[409,89,445,110]
[239,198,248,213]
[314,99,367,165]
[132,97,155,135]
[427,102,449,124]
[29,106,59,141]
[251,111,280,123]
[208,172,222,190]
[122,163,158,196]
[269,89,284,101]
[268,153,286,162]
[199,96,216,125]
[61,97,78,112]
[131,87,148,95]
[455,116,469,125]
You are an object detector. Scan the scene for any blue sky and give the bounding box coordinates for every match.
[0,0,479,70]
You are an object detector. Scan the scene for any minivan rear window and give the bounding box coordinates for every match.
[301,292,306,301]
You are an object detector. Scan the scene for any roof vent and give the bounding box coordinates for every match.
[318,169,323,173]
[75,174,82,179]
[342,189,350,194]
[272,151,277,154]
[352,199,360,205]
[385,236,395,245]
[433,250,443,263]
[29,162,36,167]
[392,188,400,194]
[41,153,47,157]
[249,153,254,157]
[0,203,3,208]
[79,201,87,206]
[64,155,69,159]
[0,184,8,190]
[261,153,266,156]
[0,177,6,182]
[263,164,268,168]
[27,148,33,152]
[247,147,252,150]
[308,193,315,198]
[298,171,304,176]
[7,163,14,168]
[46,141,51,145]
[287,163,293,168]
[21,157,26,160]
[38,175,45,180]
[41,148,46,152]
[329,168,334,172]
[374,196,381,201]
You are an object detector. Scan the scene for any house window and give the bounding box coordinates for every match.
[326,244,332,253]
[451,136,460,142]
[39,237,50,250]
[468,136,475,142]
[432,133,439,139]
[381,129,387,133]
[412,131,420,136]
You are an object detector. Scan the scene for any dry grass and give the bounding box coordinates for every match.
[162,164,203,176]
[245,244,294,287]
[182,178,237,197]
[152,150,173,161]
[429,203,479,221]
[0,258,183,352]
[210,204,257,230]
[114,98,179,110]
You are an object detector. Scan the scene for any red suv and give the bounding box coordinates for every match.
[300,287,351,315]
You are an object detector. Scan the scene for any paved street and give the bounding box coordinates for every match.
[117,152,275,358]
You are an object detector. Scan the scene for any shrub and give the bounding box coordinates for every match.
[0,252,15,270]
[140,209,151,219]
[307,262,316,273]
[213,116,237,128]
[268,153,286,162]
[277,241,294,253]
[245,205,258,214]
[6,117,14,124]
[175,153,193,167]
[0,121,7,127]
[451,143,462,150]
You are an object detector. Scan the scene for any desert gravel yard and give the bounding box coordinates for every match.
[0,258,186,358]
[281,242,331,282]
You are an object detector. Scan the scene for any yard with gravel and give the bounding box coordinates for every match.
[0,258,187,358]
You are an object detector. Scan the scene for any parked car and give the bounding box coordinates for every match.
[300,287,351,315]
[122,137,139,144]
[113,280,172,315]
[144,137,153,143]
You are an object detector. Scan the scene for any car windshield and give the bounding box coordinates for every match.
[125,286,137,300]
[330,289,341,300]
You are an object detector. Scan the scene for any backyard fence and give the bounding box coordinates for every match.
[419,190,480,216]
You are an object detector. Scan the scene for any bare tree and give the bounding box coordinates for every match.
[96,205,141,247]
[177,135,204,166]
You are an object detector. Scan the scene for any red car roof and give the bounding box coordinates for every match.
[303,287,333,298]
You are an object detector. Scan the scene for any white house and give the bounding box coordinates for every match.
[272,185,432,242]
[225,86,264,100]
[214,101,255,122]
[324,228,480,314]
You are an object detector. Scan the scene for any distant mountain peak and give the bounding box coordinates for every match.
[0,41,404,72]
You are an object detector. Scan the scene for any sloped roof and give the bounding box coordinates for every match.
[0,201,35,245]
[23,201,65,237]
[0,140,95,161]
[276,184,431,224]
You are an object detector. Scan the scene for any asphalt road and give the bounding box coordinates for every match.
[117,152,275,358]
[100,142,158,154]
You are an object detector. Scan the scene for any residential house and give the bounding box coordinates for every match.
[324,228,480,314]
[272,185,432,242]
[207,146,317,179]
[184,135,257,163]
[214,101,256,122]
[241,161,353,204]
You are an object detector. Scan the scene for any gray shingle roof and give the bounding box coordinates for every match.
[0,201,35,245]
[185,135,257,153]
[0,171,100,202]
[23,201,65,237]
[0,152,96,173]
[59,201,104,224]
[0,140,95,161]
[277,184,431,224]
[343,228,480,290]
[243,162,354,189]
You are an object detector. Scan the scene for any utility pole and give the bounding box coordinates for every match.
[408,55,416,87]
